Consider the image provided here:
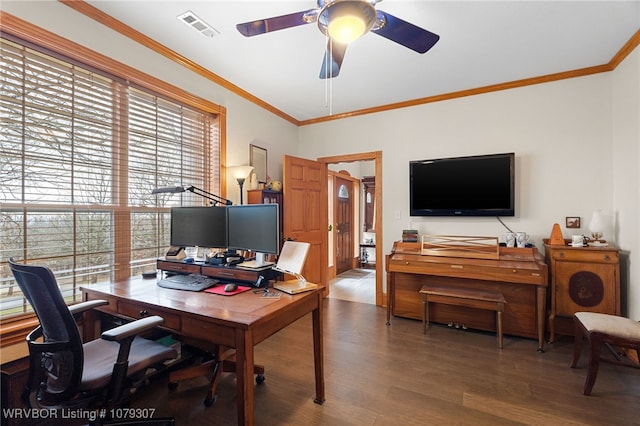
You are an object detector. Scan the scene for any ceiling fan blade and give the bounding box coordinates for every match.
[236,9,316,37]
[319,40,347,79]
[371,11,440,54]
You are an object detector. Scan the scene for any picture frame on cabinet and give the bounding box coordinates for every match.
[566,217,581,229]
[250,144,268,184]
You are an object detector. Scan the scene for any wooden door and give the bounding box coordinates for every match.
[334,175,353,274]
[282,155,328,290]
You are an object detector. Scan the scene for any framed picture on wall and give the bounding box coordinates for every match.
[250,144,267,183]
[566,217,581,229]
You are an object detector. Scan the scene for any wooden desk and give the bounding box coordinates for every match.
[81,278,325,425]
[386,241,548,351]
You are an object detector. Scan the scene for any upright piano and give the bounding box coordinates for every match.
[386,241,548,351]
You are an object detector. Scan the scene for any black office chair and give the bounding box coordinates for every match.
[8,258,177,414]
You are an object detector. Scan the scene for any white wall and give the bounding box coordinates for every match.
[612,47,640,318]
[224,96,298,202]
[300,74,614,247]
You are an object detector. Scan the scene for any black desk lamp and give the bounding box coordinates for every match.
[151,185,233,206]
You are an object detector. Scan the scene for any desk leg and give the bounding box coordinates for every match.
[312,292,325,405]
[81,307,101,342]
[536,286,546,352]
[235,329,254,425]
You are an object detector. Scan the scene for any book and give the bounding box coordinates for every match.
[402,229,419,242]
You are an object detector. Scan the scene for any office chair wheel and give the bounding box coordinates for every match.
[168,381,179,390]
[204,394,218,407]
[256,374,265,385]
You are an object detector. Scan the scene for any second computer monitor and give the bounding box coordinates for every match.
[170,206,228,248]
[227,204,280,255]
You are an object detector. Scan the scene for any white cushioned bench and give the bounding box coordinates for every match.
[570,311,640,395]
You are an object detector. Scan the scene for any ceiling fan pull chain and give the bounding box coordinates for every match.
[324,37,333,115]
[329,38,333,115]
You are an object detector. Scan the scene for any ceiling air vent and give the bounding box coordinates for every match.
[177,10,220,38]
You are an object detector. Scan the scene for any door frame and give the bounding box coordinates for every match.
[317,151,384,307]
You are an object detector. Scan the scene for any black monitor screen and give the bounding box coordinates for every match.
[227,204,280,255]
[410,152,515,216]
[170,206,228,248]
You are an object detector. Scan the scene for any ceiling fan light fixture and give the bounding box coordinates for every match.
[328,15,366,43]
[319,0,376,44]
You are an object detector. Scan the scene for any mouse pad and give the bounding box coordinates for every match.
[205,285,252,296]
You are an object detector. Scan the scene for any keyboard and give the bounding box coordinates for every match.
[157,274,219,292]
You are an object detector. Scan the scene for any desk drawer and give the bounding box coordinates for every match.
[157,260,200,274]
[551,249,618,264]
[118,300,181,331]
[202,265,257,283]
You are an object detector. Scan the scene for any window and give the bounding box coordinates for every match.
[338,184,349,199]
[0,36,221,319]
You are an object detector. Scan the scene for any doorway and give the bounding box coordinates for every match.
[318,151,383,307]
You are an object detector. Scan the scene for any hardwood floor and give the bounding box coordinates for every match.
[131,297,640,425]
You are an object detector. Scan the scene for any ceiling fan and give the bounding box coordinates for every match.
[236,0,440,79]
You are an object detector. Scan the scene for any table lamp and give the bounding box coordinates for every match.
[588,209,605,242]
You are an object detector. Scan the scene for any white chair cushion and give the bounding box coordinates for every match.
[575,312,640,341]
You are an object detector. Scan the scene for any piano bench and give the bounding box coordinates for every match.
[419,284,507,349]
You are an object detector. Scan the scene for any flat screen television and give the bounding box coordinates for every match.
[227,204,280,255]
[410,152,515,217]
[170,206,228,248]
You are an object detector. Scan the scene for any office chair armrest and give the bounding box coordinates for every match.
[68,299,109,317]
[101,315,165,342]
[101,315,166,402]
[26,327,71,352]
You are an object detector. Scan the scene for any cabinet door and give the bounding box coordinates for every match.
[555,261,617,316]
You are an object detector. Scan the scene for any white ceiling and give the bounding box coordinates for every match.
[84,1,640,122]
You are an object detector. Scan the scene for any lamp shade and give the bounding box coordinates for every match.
[588,210,605,233]
[230,165,254,181]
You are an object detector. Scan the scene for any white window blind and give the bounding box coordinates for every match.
[0,36,220,318]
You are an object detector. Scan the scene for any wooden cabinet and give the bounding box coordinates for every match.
[544,243,620,342]
[1,357,30,426]
[247,189,284,247]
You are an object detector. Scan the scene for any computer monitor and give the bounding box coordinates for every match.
[227,204,280,255]
[170,206,228,248]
